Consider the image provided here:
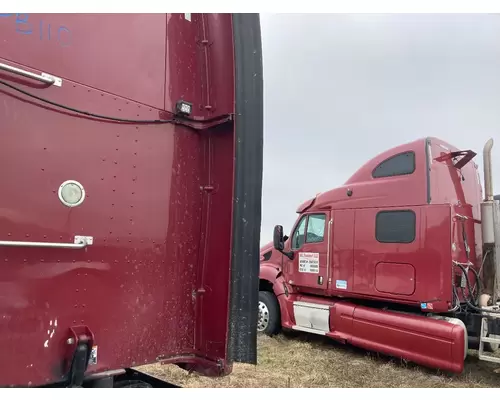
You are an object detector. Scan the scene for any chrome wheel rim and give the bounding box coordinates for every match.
[257,300,270,331]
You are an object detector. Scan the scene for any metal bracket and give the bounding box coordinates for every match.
[64,326,95,387]
[41,72,62,87]
[75,236,93,245]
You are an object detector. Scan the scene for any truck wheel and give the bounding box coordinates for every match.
[258,291,281,335]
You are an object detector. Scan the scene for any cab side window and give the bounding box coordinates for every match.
[375,210,416,243]
[306,214,326,243]
[291,216,307,250]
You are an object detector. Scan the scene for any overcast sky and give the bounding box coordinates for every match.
[258,13,500,246]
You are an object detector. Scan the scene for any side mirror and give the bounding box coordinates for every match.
[273,225,284,251]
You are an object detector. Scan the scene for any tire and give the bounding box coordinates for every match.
[257,291,281,335]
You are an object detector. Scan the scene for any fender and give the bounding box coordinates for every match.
[259,262,296,328]
[260,262,280,285]
[259,263,285,294]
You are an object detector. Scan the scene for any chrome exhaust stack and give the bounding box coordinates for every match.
[482,139,495,246]
[480,138,499,305]
[477,139,500,362]
[484,138,494,202]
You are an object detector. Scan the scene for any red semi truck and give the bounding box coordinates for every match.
[0,13,263,387]
[259,137,500,373]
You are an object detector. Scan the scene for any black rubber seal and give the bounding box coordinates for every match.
[227,13,264,365]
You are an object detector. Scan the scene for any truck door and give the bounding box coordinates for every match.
[0,13,202,386]
[287,212,330,291]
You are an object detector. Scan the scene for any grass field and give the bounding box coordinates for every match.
[141,332,500,388]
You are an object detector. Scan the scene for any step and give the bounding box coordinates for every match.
[292,301,330,334]
[478,316,500,364]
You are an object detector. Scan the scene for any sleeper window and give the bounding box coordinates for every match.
[372,151,415,178]
[376,210,416,243]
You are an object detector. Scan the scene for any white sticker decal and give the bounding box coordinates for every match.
[298,252,320,274]
[89,345,98,365]
[336,280,347,290]
[184,13,191,22]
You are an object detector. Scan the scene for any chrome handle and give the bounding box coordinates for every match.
[0,62,62,87]
[0,236,93,249]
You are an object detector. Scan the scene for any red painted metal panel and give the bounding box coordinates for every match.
[375,262,416,296]
[0,13,244,387]
[347,305,464,373]
[0,13,167,109]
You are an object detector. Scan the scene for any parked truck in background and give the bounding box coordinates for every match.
[259,137,500,373]
[0,13,263,387]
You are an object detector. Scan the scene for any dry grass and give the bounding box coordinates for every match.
[140,332,500,388]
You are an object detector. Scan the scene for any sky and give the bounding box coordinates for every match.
[258,13,500,246]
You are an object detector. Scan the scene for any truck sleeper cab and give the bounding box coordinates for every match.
[259,136,499,374]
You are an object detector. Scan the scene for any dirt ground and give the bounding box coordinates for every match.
[140,332,500,388]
